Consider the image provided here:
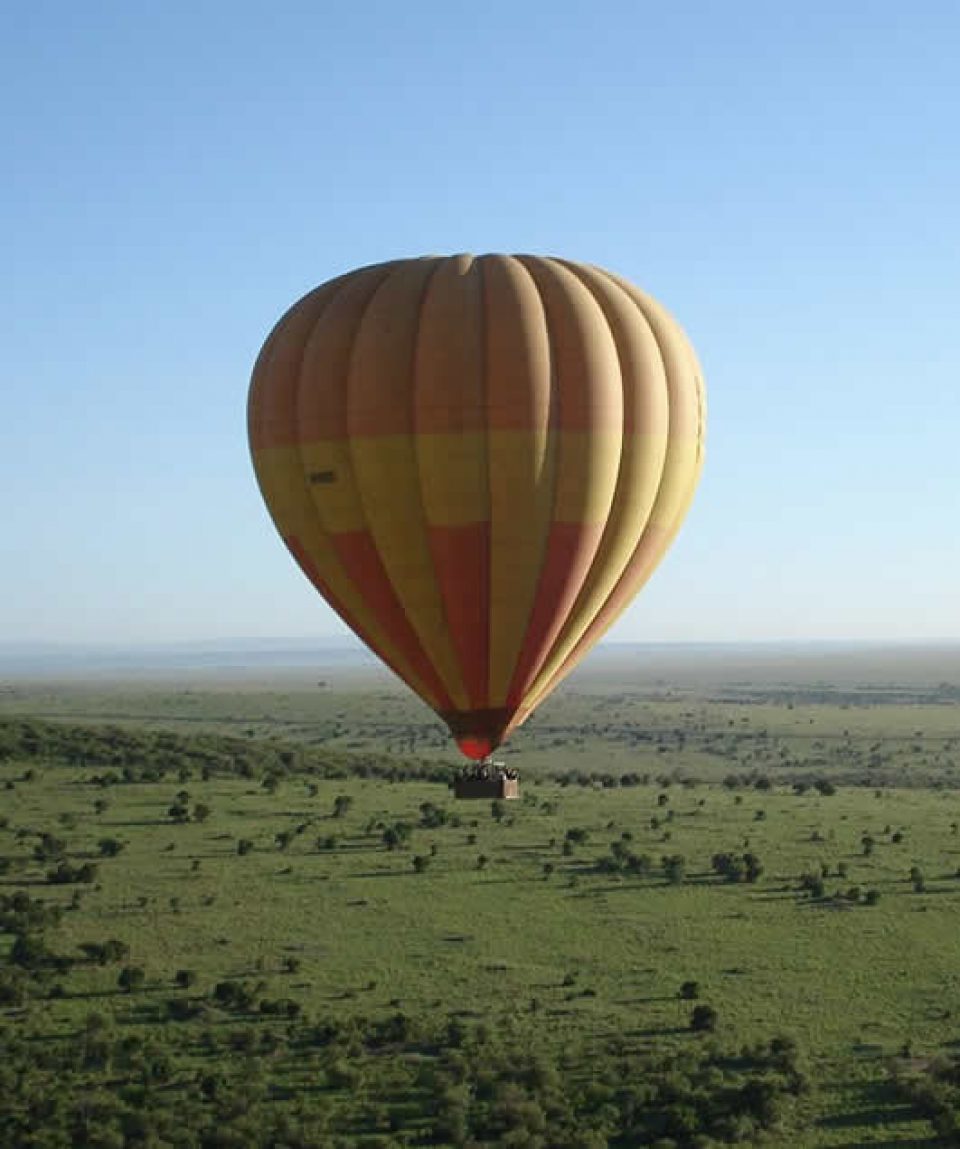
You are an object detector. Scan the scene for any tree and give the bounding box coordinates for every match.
[48,861,98,885]
[382,822,412,850]
[98,837,124,857]
[34,833,67,862]
[193,803,211,823]
[679,980,700,1001]
[175,969,197,989]
[167,996,203,1021]
[99,938,129,964]
[213,979,257,1011]
[799,872,825,899]
[118,966,146,994]
[712,852,744,882]
[332,795,353,819]
[10,933,48,969]
[691,1004,718,1033]
[626,852,652,875]
[412,855,429,873]
[662,854,686,884]
[744,852,763,883]
[420,801,449,828]
[476,854,489,871]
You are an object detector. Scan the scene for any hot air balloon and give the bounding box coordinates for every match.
[248,255,705,793]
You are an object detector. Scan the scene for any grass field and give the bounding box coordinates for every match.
[2,647,960,1146]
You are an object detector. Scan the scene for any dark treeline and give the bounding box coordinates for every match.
[3,715,956,797]
[0,717,450,787]
[710,684,960,707]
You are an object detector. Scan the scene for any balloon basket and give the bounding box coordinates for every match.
[453,766,520,801]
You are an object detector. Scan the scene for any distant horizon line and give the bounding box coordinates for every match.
[3,636,960,652]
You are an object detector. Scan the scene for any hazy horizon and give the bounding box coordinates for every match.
[5,633,960,656]
[3,634,958,683]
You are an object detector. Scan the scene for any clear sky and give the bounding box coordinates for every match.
[3,1,958,646]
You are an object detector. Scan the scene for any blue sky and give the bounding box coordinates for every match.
[2,1,958,645]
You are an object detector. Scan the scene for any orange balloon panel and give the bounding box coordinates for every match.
[248,255,705,759]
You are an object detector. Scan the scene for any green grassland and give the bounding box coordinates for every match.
[3,647,959,785]
[2,650,960,1146]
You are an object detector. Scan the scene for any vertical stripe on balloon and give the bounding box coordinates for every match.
[501,258,623,704]
[346,261,472,711]
[480,256,555,708]
[331,529,455,712]
[426,522,491,710]
[414,256,490,710]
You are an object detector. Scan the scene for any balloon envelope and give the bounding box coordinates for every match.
[248,255,704,758]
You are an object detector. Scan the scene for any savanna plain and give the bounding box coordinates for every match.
[2,644,960,1148]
